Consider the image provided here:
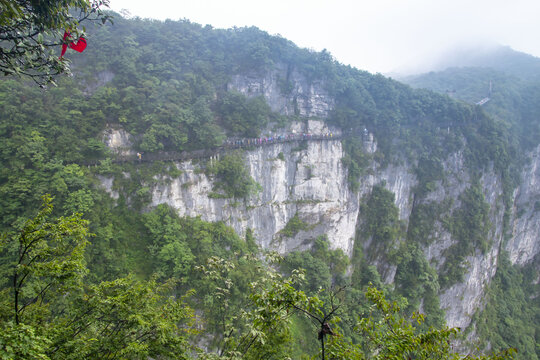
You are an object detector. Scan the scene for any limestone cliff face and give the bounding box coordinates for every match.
[99,67,540,333]
[424,157,506,329]
[100,121,540,331]
[228,63,334,118]
[354,150,507,329]
[102,126,135,156]
[150,120,358,255]
[507,144,540,265]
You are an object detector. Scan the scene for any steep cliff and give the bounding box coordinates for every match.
[228,63,335,118]
[507,144,540,265]
[2,15,538,357]
[101,116,539,332]
[149,120,357,255]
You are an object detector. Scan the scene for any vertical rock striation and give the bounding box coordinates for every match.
[507,144,540,265]
[100,80,540,334]
[150,121,358,255]
[228,63,335,118]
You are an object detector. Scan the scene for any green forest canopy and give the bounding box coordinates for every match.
[0,10,538,359]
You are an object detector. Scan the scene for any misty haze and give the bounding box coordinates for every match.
[0,1,538,359]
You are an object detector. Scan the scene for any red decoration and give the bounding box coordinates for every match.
[70,37,87,53]
[60,31,69,57]
[60,31,87,58]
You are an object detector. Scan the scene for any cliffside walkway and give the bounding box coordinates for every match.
[475,97,490,106]
[475,81,492,106]
[86,133,344,166]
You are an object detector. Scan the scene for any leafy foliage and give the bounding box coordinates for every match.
[0,195,520,360]
[143,204,195,281]
[355,285,515,360]
[0,197,194,360]
[441,182,491,287]
[360,184,403,259]
[197,253,305,359]
[404,64,540,151]
[0,0,111,85]
[282,236,349,294]
[280,213,311,238]
[53,276,194,360]
[407,200,450,245]
[474,252,539,360]
[217,92,273,137]
[207,152,260,199]
[341,137,372,192]
[393,243,444,327]
[0,194,89,325]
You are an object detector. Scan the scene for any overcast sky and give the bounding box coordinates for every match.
[109,0,540,75]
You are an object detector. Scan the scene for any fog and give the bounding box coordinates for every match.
[110,0,540,75]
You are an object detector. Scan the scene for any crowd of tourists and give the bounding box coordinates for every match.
[224,132,336,148]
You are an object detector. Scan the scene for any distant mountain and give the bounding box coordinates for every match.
[401,46,540,150]
[431,45,540,80]
[397,45,540,81]
[0,15,538,359]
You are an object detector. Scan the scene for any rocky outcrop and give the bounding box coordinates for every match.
[507,144,540,265]
[439,168,506,328]
[228,63,334,118]
[352,151,508,329]
[421,160,506,329]
[81,70,115,96]
[150,120,358,255]
[100,108,540,336]
[102,126,135,156]
[439,246,500,329]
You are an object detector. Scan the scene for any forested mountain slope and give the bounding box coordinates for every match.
[0,14,538,358]
[401,47,540,150]
[400,47,540,357]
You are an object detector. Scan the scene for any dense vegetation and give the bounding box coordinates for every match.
[403,64,540,152]
[3,197,518,359]
[474,252,539,360]
[440,182,491,287]
[402,50,540,358]
[0,10,538,359]
[207,151,260,199]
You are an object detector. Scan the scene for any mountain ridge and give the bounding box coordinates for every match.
[0,13,538,358]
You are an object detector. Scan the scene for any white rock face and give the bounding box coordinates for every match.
[440,246,499,329]
[96,175,119,200]
[102,127,135,156]
[507,144,540,265]
[142,134,536,329]
[151,133,358,255]
[425,150,470,204]
[440,168,505,329]
[363,133,377,154]
[228,63,334,118]
[82,70,115,96]
[424,160,506,329]
[101,122,540,335]
[349,149,510,329]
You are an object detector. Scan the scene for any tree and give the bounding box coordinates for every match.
[197,253,313,359]
[352,285,516,360]
[49,276,195,360]
[0,196,195,359]
[197,250,516,360]
[0,0,111,85]
[288,286,347,360]
[0,194,89,326]
[208,151,260,199]
[197,252,355,360]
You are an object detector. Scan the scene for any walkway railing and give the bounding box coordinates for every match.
[85,133,343,166]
